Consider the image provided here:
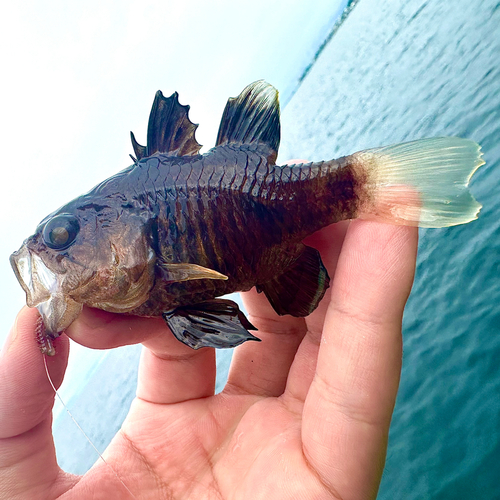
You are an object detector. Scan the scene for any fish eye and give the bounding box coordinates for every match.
[42,214,80,250]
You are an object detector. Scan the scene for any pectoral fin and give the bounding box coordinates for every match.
[163,299,259,349]
[159,262,228,282]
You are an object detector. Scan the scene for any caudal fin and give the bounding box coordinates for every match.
[352,137,484,228]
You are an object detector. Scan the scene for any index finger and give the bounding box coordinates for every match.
[65,306,167,349]
[65,306,217,405]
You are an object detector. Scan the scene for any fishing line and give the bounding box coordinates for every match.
[43,355,138,500]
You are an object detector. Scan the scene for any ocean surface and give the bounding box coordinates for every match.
[50,0,500,498]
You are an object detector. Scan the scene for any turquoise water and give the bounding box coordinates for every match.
[52,0,500,497]
[279,0,500,498]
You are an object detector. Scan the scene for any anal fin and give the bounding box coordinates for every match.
[163,299,259,349]
[257,245,330,317]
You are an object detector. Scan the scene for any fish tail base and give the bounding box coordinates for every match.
[352,137,484,228]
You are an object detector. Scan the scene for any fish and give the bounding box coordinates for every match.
[10,81,484,355]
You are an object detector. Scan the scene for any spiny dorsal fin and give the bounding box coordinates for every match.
[216,81,280,163]
[130,131,146,160]
[130,90,202,160]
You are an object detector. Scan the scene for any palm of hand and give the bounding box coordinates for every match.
[0,221,417,500]
[119,388,319,499]
[111,307,335,500]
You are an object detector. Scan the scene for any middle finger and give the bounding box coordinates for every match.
[224,288,307,398]
[283,221,350,404]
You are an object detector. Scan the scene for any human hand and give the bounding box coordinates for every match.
[0,219,417,500]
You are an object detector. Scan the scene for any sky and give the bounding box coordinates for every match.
[0,0,346,348]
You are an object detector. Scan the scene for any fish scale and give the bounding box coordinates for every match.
[10,81,484,353]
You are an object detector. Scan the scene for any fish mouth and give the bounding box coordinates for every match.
[10,245,82,335]
[11,245,54,307]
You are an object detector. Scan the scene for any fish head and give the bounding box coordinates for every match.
[10,199,156,337]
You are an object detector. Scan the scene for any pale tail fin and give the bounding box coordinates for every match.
[352,137,484,228]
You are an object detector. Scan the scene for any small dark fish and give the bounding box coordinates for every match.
[10,81,484,355]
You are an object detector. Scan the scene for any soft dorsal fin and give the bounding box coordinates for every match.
[130,90,202,160]
[216,81,280,163]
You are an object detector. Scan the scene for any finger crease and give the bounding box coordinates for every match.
[119,428,175,499]
[223,379,271,398]
[313,370,387,428]
[246,314,307,336]
[278,391,303,418]
[301,445,346,500]
[150,350,206,363]
[328,299,389,332]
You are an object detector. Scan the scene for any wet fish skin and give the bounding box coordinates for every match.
[10,81,483,352]
[10,182,157,320]
[123,144,362,317]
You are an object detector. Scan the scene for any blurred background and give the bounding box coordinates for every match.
[1,0,499,498]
